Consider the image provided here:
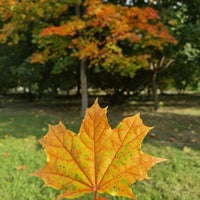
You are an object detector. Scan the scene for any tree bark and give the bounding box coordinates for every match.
[150,57,174,111]
[80,60,88,118]
[74,3,88,118]
[152,71,159,111]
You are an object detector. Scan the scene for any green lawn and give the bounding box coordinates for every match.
[0,95,200,200]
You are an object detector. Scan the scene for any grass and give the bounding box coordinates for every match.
[0,94,200,200]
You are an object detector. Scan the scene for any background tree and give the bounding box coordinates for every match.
[152,0,200,93]
[32,0,175,116]
[0,44,18,94]
[0,0,81,97]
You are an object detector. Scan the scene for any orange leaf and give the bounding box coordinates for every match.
[40,19,85,37]
[33,99,165,200]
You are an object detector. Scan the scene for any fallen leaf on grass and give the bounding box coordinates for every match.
[191,138,196,143]
[169,137,176,142]
[150,133,156,137]
[15,165,27,171]
[3,134,9,139]
[183,146,191,154]
[33,99,165,200]
[2,152,9,157]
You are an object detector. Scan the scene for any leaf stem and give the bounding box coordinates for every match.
[94,190,97,200]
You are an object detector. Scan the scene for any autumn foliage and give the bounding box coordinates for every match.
[33,99,165,200]
[34,0,176,68]
[0,0,176,75]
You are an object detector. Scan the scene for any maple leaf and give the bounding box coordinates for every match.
[33,99,165,200]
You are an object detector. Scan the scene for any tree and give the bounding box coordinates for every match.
[0,0,176,116]
[0,0,80,97]
[155,0,200,93]
[168,44,200,93]
[149,56,174,110]
[33,0,176,116]
[0,44,18,94]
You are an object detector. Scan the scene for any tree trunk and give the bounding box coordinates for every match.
[76,64,81,96]
[150,56,173,110]
[74,4,88,118]
[80,60,88,118]
[152,71,159,111]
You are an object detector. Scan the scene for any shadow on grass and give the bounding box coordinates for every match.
[144,112,200,151]
[0,94,199,152]
[107,101,200,152]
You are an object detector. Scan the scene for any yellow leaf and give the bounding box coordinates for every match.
[30,52,45,64]
[33,99,165,199]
